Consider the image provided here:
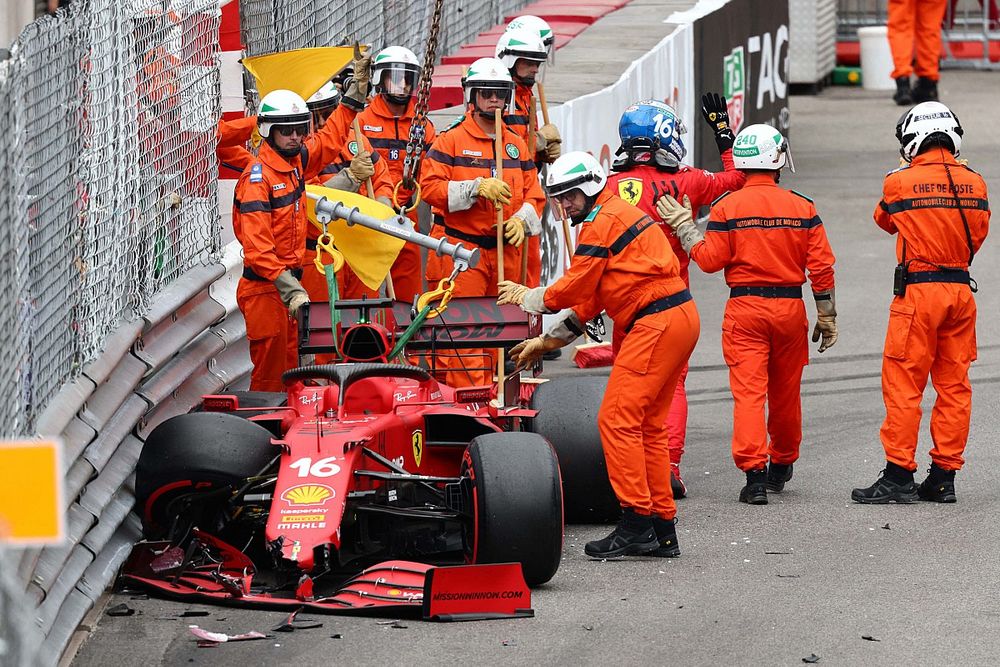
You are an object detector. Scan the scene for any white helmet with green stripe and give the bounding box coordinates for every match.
[732,123,794,172]
[258,89,310,138]
[506,15,555,56]
[547,151,607,197]
[495,29,548,69]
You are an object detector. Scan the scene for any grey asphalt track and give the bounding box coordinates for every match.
[71,70,1000,667]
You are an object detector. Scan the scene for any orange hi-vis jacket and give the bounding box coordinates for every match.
[355,95,437,198]
[689,172,836,294]
[874,151,989,269]
[218,105,358,179]
[421,114,544,242]
[306,134,392,199]
[505,84,535,150]
[543,189,687,327]
[232,114,350,282]
[607,152,746,284]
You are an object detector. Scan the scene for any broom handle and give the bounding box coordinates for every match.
[494,109,505,404]
[353,117,395,300]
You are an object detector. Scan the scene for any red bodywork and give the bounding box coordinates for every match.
[124,297,545,618]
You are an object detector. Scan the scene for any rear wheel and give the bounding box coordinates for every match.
[135,412,277,539]
[528,375,620,523]
[463,432,563,586]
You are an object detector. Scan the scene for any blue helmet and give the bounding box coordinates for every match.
[617,100,687,163]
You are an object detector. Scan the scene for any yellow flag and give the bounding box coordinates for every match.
[242,47,355,100]
[305,186,407,291]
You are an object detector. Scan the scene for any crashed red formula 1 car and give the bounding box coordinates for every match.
[124,194,619,617]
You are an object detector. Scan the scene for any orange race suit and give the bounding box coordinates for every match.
[687,172,836,472]
[874,150,990,471]
[542,189,700,520]
[421,113,544,386]
[355,94,437,303]
[231,114,350,391]
[606,152,746,472]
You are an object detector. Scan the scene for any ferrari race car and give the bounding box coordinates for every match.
[124,249,619,617]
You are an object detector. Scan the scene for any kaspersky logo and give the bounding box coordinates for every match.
[723,46,745,133]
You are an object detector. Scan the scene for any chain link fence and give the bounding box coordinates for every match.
[0,0,221,438]
[239,0,532,60]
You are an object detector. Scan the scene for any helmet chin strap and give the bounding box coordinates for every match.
[267,136,302,159]
[570,193,598,225]
[384,93,411,107]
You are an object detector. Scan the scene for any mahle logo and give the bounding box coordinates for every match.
[723,46,746,133]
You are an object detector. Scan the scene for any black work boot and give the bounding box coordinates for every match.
[584,508,658,558]
[649,517,681,558]
[851,462,918,503]
[766,462,794,493]
[739,469,768,505]
[893,76,913,106]
[917,464,957,503]
[911,77,938,103]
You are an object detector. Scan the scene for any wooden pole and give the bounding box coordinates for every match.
[521,96,536,284]
[353,117,396,300]
[494,109,506,403]
[537,82,551,126]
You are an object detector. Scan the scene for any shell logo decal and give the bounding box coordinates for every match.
[281,484,335,506]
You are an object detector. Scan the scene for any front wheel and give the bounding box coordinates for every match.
[463,432,563,586]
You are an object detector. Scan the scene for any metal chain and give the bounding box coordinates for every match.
[400,0,445,190]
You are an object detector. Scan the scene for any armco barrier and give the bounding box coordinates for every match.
[9,249,248,666]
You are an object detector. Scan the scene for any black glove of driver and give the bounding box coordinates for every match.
[701,92,734,153]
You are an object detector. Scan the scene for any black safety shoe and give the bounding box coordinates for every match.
[852,462,918,503]
[893,76,913,106]
[766,462,793,493]
[911,77,938,103]
[739,469,768,505]
[584,508,658,558]
[649,516,681,558]
[917,464,957,503]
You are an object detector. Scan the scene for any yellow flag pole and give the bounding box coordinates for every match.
[353,117,396,300]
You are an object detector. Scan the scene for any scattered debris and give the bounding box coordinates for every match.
[582,625,593,631]
[128,594,149,601]
[180,611,210,618]
[862,635,881,642]
[776,574,801,578]
[330,634,344,639]
[390,620,408,629]
[882,523,890,530]
[273,610,323,632]
[106,603,135,617]
[764,551,792,555]
[150,546,186,573]
[502,639,517,647]
[802,654,820,663]
[188,625,268,645]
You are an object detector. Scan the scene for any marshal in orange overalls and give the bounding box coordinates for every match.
[687,173,836,472]
[875,150,990,472]
[543,190,700,519]
[421,114,544,387]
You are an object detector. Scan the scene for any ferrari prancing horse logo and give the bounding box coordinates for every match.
[618,178,643,206]
[412,430,424,467]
